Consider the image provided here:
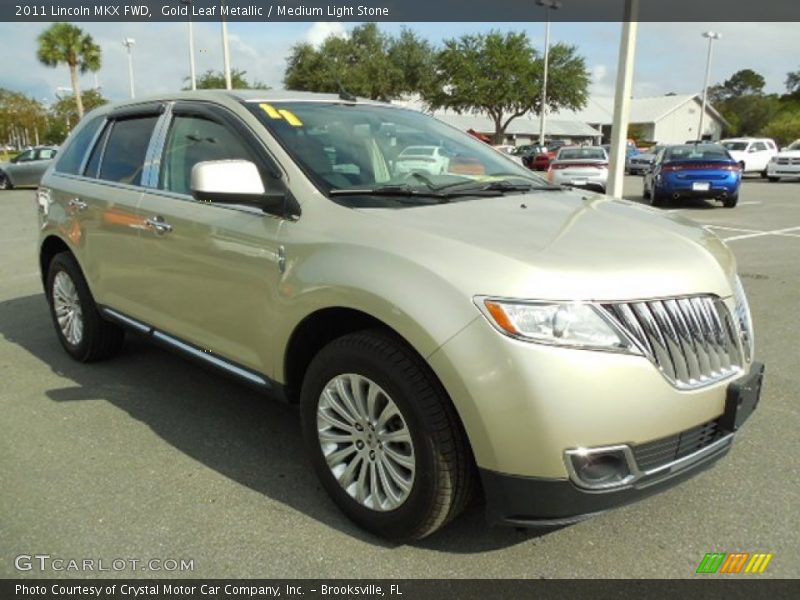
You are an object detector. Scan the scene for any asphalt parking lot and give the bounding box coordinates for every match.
[1,176,798,579]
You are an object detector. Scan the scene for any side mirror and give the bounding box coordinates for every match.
[191,160,283,213]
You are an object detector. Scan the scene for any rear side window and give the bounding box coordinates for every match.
[37,148,57,160]
[54,116,104,175]
[98,116,159,185]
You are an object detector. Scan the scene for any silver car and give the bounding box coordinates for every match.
[0,146,58,190]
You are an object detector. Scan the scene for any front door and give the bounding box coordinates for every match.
[134,104,287,377]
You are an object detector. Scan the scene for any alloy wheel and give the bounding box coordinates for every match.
[317,373,415,512]
[52,271,84,345]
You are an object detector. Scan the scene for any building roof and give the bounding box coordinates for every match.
[431,112,602,138]
[556,94,730,128]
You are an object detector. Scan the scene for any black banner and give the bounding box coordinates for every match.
[2,0,800,23]
[2,579,799,600]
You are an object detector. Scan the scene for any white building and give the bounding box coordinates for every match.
[555,94,730,144]
[394,93,728,147]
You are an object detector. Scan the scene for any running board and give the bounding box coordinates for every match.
[100,306,282,397]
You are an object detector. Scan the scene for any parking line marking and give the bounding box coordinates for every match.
[740,201,762,205]
[723,226,800,242]
[705,225,762,234]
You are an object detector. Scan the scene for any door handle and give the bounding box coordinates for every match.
[67,198,88,211]
[145,216,173,234]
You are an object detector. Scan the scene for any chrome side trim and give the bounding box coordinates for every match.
[100,306,270,388]
[102,307,150,333]
[639,433,733,479]
[151,331,268,387]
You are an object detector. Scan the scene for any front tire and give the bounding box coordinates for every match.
[0,171,12,190]
[46,252,125,362]
[768,176,780,182]
[300,330,475,541]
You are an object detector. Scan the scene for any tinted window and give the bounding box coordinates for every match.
[558,147,606,160]
[54,116,104,174]
[84,123,112,179]
[751,142,766,152]
[98,117,158,185]
[722,141,748,151]
[14,150,35,162]
[665,144,728,160]
[159,115,259,196]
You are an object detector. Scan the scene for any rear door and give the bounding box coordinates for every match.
[66,105,163,314]
[747,141,770,171]
[134,101,288,375]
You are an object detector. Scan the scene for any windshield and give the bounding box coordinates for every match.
[788,140,800,151]
[246,101,549,202]
[722,141,748,151]
[557,147,606,160]
[665,144,730,161]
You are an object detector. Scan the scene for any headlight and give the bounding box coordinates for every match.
[769,156,777,164]
[732,276,754,362]
[476,297,639,353]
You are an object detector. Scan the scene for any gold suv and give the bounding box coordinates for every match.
[36,91,764,540]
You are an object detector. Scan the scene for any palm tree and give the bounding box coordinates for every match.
[37,23,101,120]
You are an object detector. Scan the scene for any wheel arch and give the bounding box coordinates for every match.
[39,234,74,289]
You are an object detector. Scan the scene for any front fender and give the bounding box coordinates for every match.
[272,242,480,381]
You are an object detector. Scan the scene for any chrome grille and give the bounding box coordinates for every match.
[776,157,800,166]
[603,296,743,389]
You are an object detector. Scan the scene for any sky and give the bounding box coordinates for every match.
[1,21,798,106]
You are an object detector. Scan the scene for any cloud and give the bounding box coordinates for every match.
[304,22,347,47]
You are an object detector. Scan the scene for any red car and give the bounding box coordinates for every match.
[528,141,568,171]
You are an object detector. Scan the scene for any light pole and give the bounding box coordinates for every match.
[537,0,562,146]
[698,31,722,141]
[606,0,639,199]
[221,1,232,90]
[181,0,197,90]
[122,38,136,98]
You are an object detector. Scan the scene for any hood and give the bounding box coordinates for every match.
[358,189,736,301]
[776,149,800,158]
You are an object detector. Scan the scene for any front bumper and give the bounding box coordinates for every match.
[480,436,731,526]
[767,162,800,178]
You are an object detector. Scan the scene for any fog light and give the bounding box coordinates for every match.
[565,446,635,490]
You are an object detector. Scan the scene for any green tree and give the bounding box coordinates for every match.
[46,89,108,144]
[786,69,800,94]
[760,111,800,146]
[185,68,270,90]
[424,31,589,143]
[0,89,48,148]
[707,68,766,105]
[283,24,435,101]
[36,23,101,119]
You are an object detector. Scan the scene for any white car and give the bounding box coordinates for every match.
[394,145,449,176]
[547,146,608,192]
[720,138,778,177]
[766,139,800,182]
[492,145,525,166]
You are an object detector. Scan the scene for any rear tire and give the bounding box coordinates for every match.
[0,172,12,190]
[46,252,125,362]
[723,193,739,208]
[300,329,475,541]
[651,188,668,208]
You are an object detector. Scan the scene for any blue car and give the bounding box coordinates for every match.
[643,143,741,208]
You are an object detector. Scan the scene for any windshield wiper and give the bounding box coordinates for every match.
[329,184,451,203]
